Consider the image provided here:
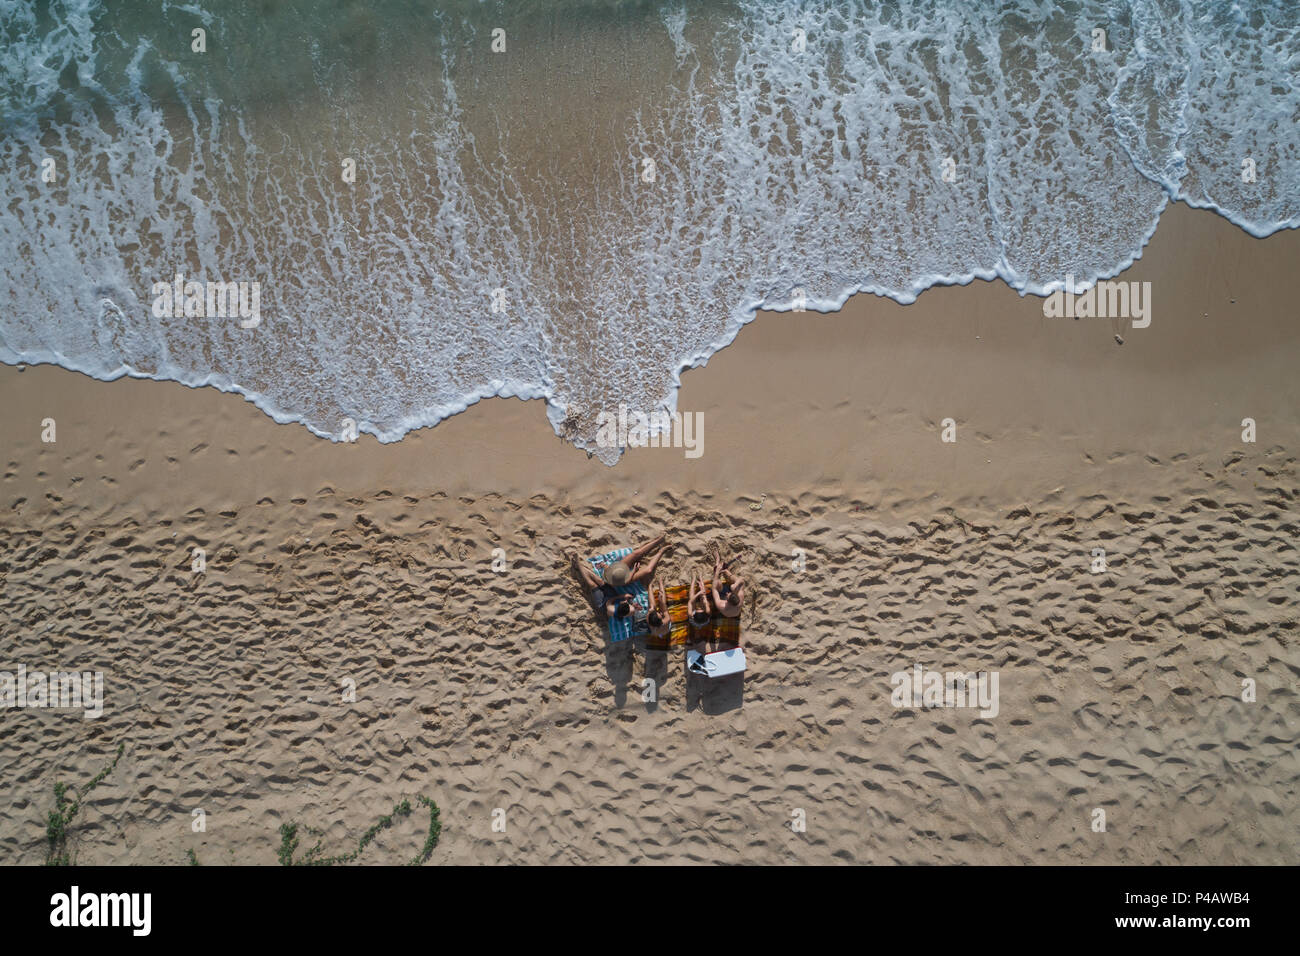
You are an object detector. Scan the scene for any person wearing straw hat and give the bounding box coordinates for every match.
[600,534,665,589]
[570,535,666,616]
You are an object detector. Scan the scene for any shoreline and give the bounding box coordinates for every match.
[3,203,1297,514]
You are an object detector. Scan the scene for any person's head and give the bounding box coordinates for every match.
[718,582,732,599]
[615,600,632,619]
[648,611,664,628]
[691,610,709,626]
[603,563,631,587]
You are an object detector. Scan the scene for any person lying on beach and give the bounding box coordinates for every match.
[688,569,712,631]
[711,548,744,619]
[647,578,671,641]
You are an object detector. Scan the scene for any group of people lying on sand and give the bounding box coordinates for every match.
[571,534,745,641]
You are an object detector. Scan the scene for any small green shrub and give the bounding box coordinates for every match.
[278,795,441,866]
[44,743,125,866]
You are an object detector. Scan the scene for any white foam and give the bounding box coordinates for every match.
[1,0,1296,463]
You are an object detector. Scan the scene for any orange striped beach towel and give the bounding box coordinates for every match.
[647,579,742,651]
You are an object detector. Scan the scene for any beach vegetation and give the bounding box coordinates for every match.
[43,742,125,866]
[277,794,441,866]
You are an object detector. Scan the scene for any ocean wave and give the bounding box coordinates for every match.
[1,0,1296,463]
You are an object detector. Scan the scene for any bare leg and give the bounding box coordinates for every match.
[649,578,670,625]
[691,569,712,618]
[630,547,666,585]
[688,572,709,660]
[572,552,602,591]
[714,546,738,579]
[623,534,665,568]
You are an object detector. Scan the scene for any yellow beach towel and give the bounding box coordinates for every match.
[648,580,741,651]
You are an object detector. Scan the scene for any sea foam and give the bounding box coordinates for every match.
[1,0,1296,463]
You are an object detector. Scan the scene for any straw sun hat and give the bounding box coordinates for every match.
[602,562,631,587]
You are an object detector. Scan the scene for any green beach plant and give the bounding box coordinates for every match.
[44,743,125,866]
[278,795,440,866]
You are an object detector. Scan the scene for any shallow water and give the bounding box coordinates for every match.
[1,0,1297,461]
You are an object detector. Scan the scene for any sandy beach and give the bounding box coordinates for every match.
[0,203,1296,865]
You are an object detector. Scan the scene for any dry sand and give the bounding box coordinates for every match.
[0,203,1296,864]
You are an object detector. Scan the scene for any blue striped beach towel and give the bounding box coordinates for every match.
[587,547,650,643]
